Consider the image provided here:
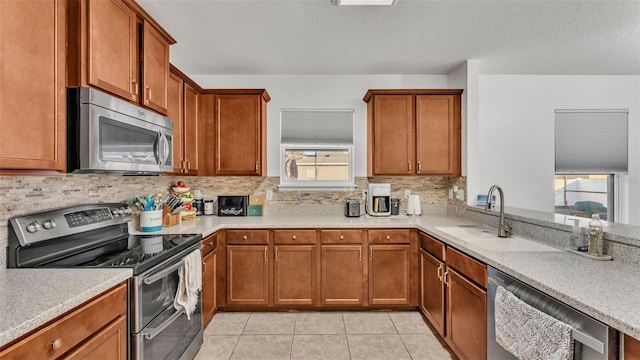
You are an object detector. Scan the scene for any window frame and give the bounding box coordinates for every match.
[554,173,615,222]
[279,143,355,190]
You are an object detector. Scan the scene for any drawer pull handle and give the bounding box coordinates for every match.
[369,247,373,260]
[243,235,248,240]
[340,235,344,240]
[437,264,443,281]
[443,270,450,287]
[264,247,267,261]
[292,235,297,240]
[275,247,278,261]
[52,338,63,350]
[359,247,362,261]
[386,235,390,240]
[408,161,412,172]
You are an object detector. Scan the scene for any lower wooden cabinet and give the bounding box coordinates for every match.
[419,248,445,336]
[321,245,364,306]
[624,334,640,360]
[368,244,411,305]
[273,245,316,305]
[202,249,217,327]
[0,283,127,360]
[226,245,269,306]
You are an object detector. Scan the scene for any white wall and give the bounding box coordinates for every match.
[469,75,640,225]
[192,74,448,177]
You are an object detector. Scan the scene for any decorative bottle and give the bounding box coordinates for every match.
[569,219,582,250]
[588,214,604,257]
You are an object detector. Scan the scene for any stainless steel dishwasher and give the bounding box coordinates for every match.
[488,266,614,359]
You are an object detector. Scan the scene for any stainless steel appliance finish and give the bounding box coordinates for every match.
[488,266,611,359]
[7,204,203,360]
[485,185,511,237]
[344,199,360,217]
[67,87,173,174]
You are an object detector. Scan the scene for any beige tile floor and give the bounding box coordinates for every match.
[194,311,456,360]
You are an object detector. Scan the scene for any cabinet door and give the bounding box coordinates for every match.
[202,249,217,327]
[63,316,126,360]
[420,249,445,337]
[215,95,262,175]
[624,334,640,360]
[371,95,415,175]
[88,0,138,102]
[416,95,456,175]
[167,71,184,174]
[321,245,364,305]
[368,244,411,305]
[226,245,269,306]
[274,245,316,305]
[142,20,169,114]
[0,0,66,171]
[183,83,199,174]
[445,267,487,360]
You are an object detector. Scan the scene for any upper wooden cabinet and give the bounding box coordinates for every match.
[364,89,463,177]
[168,65,201,175]
[69,0,176,115]
[0,0,66,171]
[198,90,270,176]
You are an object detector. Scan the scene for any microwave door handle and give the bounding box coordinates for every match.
[155,133,169,165]
[161,134,170,164]
[153,132,161,164]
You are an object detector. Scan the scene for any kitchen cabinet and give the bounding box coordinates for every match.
[624,334,640,360]
[320,230,365,306]
[368,230,412,305]
[68,0,175,115]
[419,233,446,336]
[444,247,487,360]
[226,230,269,306]
[363,89,463,177]
[168,65,201,174]
[0,0,66,171]
[201,233,217,328]
[198,90,270,176]
[273,230,317,305]
[0,283,127,360]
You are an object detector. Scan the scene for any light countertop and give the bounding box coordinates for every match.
[0,268,132,346]
[133,213,640,338]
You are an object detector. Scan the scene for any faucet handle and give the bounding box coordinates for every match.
[501,223,512,235]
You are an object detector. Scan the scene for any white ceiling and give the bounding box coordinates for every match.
[138,0,640,76]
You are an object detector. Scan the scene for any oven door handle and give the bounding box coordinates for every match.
[143,260,184,285]
[143,307,185,340]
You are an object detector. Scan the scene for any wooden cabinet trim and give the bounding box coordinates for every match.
[201,89,271,102]
[121,0,176,44]
[363,89,464,102]
[446,247,487,289]
[62,315,126,360]
[201,233,217,257]
[624,334,640,360]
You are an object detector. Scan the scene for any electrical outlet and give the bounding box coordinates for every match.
[456,189,465,201]
[266,189,273,200]
[362,190,367,200]
[404,190,411,199]
[448,188,454,200]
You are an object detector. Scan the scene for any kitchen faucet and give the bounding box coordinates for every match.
[485,185,511,237]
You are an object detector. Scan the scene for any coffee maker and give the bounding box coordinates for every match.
[366,183,391,216]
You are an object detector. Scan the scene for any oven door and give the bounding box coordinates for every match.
[132,299,203,360]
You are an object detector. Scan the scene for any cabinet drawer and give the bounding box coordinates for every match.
[420,232,445,261]
[274,230,316,244]
[446,247,487,288]
[226,230,269,244]
[201,233,218,256]
[0,283,126,360]
[321,230,363,244]
[368,229,411,244]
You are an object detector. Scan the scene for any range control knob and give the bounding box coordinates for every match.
[26,222,40,233]
[123,207,132,215]
[43,219,56,229]
[116,208,125,216]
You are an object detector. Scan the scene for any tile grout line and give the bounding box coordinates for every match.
[289,312,298,360]
[228,312,252,360]
[341,312,355,360]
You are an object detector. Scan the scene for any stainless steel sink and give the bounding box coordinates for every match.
[435,225,561,252]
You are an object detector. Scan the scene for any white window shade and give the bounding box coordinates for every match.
[555,110,628,173]
[281,109,354,144]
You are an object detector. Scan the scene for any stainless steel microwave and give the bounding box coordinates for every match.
[67,87,173,174]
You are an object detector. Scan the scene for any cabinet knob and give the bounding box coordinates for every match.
[340,235,344,240]
[386,235,391,240]
[243,235,248,240]
[52,338,63,350]
[292,235,297,240]
[208,241,214,246]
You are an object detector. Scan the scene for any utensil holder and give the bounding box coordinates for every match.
[162,206,181,227]
[140,210,163,232]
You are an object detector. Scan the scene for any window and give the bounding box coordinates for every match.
[555,174,613,221]
[279,109,355,190]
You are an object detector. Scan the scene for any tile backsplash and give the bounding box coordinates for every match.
[0,175,465,266]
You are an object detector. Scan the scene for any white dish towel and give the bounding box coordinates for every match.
[495,286,573,360]
[174,249,203,320]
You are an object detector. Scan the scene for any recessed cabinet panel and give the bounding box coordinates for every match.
[420,249,445,337]
[226,245,269,306]
[372,95,415,175]
[88,0,138,102]
[274,245,316,305]
[183,83,199,174]
[215,95,262,175]
[167,71,184,174]
[416,95,455,175]
[321,245,364,305]
[142,20,170,114]
[369,244,411,305]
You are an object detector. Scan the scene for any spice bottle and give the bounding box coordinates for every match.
[588,214,604,257]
